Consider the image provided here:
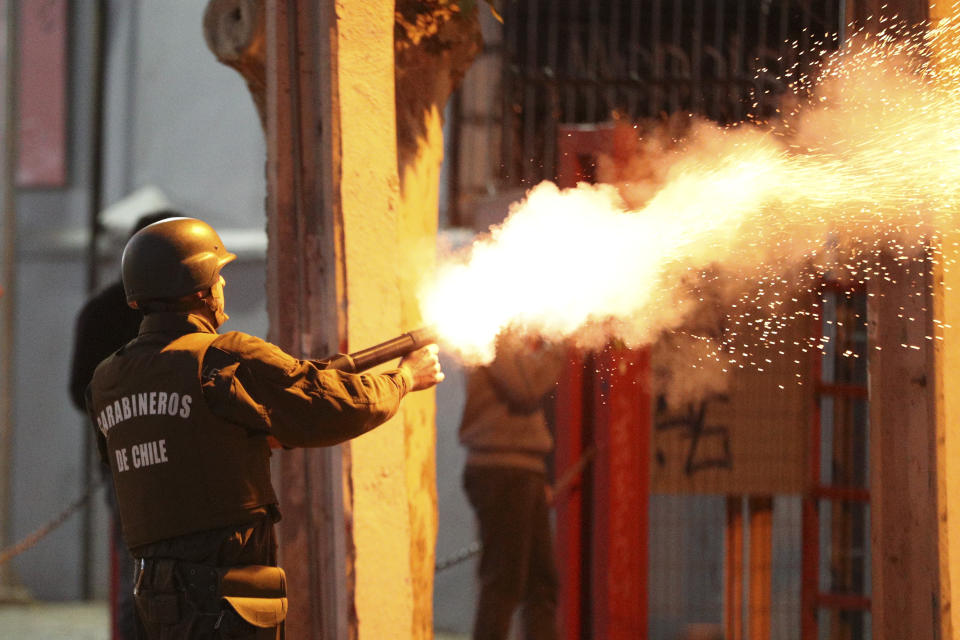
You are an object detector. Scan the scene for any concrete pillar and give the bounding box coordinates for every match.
[336,1,417,636]
[394,4,480,634]
[204,1,479,637]
[0,0,21,600]
[263,1,418,636]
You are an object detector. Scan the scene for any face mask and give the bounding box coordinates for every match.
[207,277,229,327]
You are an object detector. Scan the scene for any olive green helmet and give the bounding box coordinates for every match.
[121,217,236,305]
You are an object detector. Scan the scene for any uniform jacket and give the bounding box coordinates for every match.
[88,312,412,554]
[458,336,565,473]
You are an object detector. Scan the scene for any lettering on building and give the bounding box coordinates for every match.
[654,392,733,477]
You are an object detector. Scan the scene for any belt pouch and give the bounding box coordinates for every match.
[220,565,288,628]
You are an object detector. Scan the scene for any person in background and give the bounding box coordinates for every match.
[87,217,443,639]
[70,211,179,409]
[459,330,566,640]
[69,210,179,640]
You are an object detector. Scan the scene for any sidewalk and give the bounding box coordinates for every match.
[0,601,468,639]
[0,601,108,640]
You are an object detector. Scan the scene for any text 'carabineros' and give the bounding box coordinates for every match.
[97,391,193,436]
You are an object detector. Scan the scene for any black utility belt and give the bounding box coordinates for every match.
[134,558,287,629]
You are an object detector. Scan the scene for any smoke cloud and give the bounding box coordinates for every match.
[423,13,960,370]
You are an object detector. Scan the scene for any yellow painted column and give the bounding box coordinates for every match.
[397,105,442,640]
[393,7,480,633]
[337,1,416,637]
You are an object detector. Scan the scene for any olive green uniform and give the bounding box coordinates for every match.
[87,312,412,639]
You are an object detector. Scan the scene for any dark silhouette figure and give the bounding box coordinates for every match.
[69,211,178,640]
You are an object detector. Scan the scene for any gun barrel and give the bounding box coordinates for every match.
[327,327,437,373]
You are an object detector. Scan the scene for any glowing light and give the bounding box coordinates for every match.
[423,11,960,365]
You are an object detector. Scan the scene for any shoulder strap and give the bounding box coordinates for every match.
[165,332,223,384]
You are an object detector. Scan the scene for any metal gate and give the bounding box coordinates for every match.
[448,0,846,226]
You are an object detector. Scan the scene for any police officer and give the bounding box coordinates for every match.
[86,217,444,639]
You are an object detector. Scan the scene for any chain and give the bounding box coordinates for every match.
[435,540,481,573]
[0,478,105,566]
[3,451,595,573]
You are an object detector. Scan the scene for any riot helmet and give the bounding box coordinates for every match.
[121,217,236,306]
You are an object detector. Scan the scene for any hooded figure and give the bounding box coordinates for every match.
[459,331,565,640]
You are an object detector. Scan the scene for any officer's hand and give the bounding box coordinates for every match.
[399,344,445,391]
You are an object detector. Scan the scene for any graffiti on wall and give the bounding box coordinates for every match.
[654,393,733,477]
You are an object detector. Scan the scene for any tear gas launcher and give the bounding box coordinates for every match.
[266,327,438,449]
[324,327,437,373]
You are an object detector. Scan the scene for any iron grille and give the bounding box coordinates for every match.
[449,0,846,224]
